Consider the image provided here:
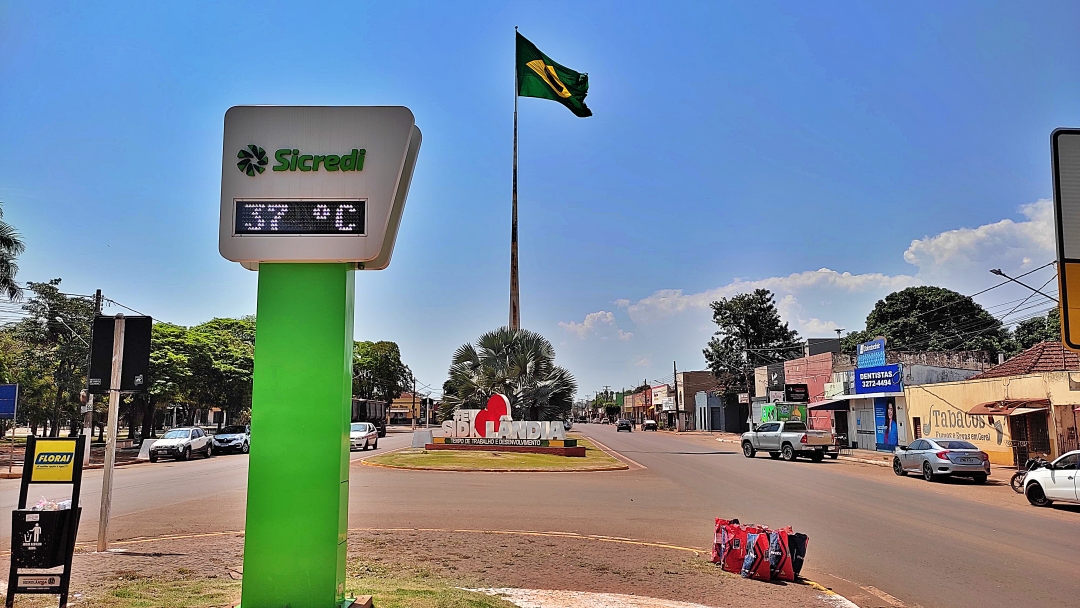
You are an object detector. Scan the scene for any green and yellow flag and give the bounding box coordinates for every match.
[516,32,592,118]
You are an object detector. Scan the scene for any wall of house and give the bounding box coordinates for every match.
[903,372,1079,466]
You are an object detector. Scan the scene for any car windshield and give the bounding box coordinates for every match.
[162,429,190,439]
[936,441,977,450]
[351,423,369,432]
[221,425,247,434]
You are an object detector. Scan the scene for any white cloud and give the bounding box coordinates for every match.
[555,199,1059,391]
[558,310,633,341]
[618,268,916,324]
[903,199,1054,287]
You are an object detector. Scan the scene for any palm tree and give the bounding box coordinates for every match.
[0,203,25,301]
[444,327,577,421]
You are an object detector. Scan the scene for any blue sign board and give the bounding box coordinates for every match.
[857,338,886,368]
[0,384,17,420]
[854,364,901,394]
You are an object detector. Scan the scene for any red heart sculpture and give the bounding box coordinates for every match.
[473,394,511,437]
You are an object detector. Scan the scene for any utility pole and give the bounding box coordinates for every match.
[673,361,680,432]
[83,289,102,466]
[411,378,417,431]
[97,313,124,552]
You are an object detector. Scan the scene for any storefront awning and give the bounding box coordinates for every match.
[808,399,849,411]
[966,399,1049,416]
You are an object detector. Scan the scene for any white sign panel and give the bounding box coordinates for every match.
[219,106,422,269]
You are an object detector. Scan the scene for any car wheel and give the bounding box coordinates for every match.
[781,444,796,461]
[893,458,907,476]
[810,452,825,463]
[742,442,756,458]
[1025,482,1052,507]
[149,454,158,463]
[769,451,781,459]
[181,447,191,461]
[373,439,378,449]
[206,444,213,458]
[972,473,987,484]
[242,441,249,453]
[922,461,936,482]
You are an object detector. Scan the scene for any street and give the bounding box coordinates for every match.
[3,426,1078,608]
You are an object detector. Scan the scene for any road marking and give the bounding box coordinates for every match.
[865,585,906,607]
[583,435,647,469]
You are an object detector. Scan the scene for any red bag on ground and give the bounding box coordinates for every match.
[740,531,772,580]
[719,520,764,573]
[768,527,794,582]
[711,518,738,563]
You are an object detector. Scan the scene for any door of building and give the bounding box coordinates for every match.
[710,407,723,432]
[854,403,875,450]
[834,411,850,448]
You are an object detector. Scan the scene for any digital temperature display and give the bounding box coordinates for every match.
[234,201,365,235]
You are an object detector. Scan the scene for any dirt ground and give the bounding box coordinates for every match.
[1,529,831,607]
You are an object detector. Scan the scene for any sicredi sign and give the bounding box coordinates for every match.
[219,106,422,269]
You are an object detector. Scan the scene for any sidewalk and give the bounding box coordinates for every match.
[711,431,893,467]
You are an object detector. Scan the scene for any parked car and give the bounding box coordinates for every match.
[616,419,633,432]
[350,422,379,451]
[150,427,213,462]
[1023,450,1079,507]
[892,438,990,483]
[212,425,250,454]
[642,419,658,431]
[741,421,835,462]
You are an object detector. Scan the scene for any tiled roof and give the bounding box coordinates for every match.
[971,341,1080,380]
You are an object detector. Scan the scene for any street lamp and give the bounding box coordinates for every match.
[989,269,1058,302]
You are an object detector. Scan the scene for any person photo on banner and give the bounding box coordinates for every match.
[883,398,899,446]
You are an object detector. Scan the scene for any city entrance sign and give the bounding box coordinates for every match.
[220,106,421,608]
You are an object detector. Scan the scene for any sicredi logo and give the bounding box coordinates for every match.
[34,452,73,466]
[858,341,882,355]
[237,145,366,176]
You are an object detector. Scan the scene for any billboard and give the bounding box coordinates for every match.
[761,402,808,424]
[857,339,886,368]
[0,384,17,420]
[855,364,901,394]
[874,397,900,450]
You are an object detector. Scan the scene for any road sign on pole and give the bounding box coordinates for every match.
[220,106,421,608]
[1052,129,1080,350]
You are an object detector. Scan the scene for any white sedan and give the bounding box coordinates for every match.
[1024,450,1079,507]
[349,422,379,451]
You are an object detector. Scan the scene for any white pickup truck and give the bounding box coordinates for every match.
[741,420,836,462]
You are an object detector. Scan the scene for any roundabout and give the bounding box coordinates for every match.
[361,436,628,472]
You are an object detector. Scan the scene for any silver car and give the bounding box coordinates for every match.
[893,437,990,483]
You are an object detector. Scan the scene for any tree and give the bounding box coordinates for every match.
[842,286,1011,357]
[1013,308,1060,351]
[0,202,25,301]
[352,341,412,405]
[10,280,93,436]
[703,289,802,395]
[443,327,577,421]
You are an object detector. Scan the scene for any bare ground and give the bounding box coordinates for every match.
[2,529,830,607]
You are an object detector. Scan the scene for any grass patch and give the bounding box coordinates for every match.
[366,436,624,471]
[72,560,515,608]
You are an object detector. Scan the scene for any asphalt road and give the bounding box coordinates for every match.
[3,425,1078,608]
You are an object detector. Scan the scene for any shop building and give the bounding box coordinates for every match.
[903,342,1080,466]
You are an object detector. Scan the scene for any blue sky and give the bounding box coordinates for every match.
[2,1,1077,398]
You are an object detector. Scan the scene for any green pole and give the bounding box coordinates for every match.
[242,263,354,607]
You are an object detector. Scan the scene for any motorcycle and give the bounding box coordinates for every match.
[1010,457,1050,494]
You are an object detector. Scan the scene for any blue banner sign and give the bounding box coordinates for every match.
[857,338,886,368]
[0,384,17,420]
[854,364,901,394]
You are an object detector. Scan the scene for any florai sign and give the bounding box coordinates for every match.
[438,394,571,446]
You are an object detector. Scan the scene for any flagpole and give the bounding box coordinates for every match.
[510,26,521,330]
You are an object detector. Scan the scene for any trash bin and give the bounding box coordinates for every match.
[11,508,81,568]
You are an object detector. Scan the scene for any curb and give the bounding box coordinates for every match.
[359,459,629,473]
